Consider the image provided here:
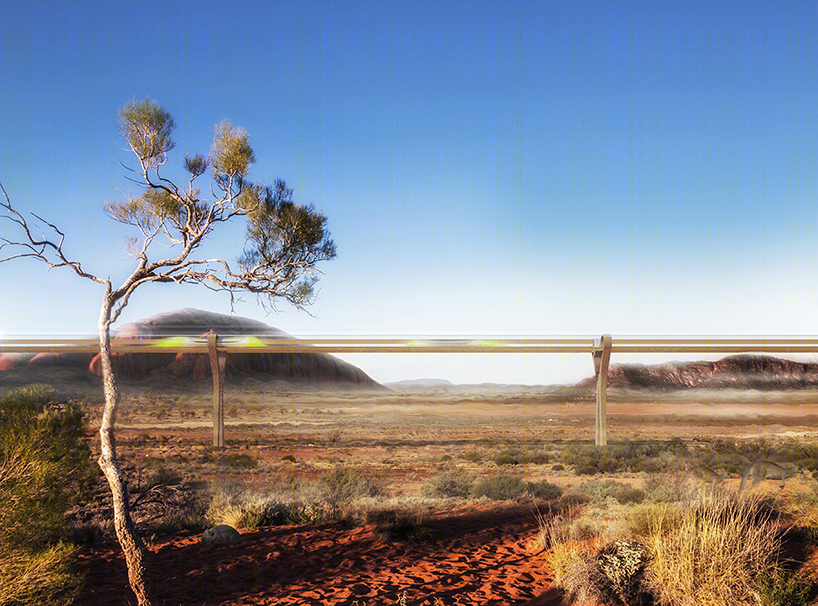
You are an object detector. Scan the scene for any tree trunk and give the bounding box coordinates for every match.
[97,295,155,606]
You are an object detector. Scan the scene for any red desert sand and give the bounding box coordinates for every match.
[75,503,568,606]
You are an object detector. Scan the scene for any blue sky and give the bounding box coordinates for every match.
[1,1,817,384]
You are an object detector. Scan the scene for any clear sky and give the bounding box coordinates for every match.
[1,1,817,384]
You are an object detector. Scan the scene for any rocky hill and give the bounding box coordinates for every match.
[578,354,818,391]
[0,308,383,390]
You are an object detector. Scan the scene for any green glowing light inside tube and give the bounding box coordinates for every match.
[156,336,191,348]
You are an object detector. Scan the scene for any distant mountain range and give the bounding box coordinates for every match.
[383,379,455,389]
[387,355,818,392]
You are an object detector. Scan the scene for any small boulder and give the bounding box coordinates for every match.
[202,524,241,544]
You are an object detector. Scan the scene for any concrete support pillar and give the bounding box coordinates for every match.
[208,334,226,449]
[592,334,612,447]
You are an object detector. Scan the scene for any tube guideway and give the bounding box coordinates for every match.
[4,335,818,447]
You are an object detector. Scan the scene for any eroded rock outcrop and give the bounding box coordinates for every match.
[579,354,818,391]
[1,308,383,390]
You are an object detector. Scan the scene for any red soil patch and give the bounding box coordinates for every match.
[75,503,567,606]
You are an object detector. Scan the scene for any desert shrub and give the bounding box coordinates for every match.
[559,492,592,508]
[460,450,483,462]
[0,385,95,547]
[494,449,526,465]
[313,467,384,518]
[472,475,526,500]
[563,444,625,475]
[127,466,210,536]
[642,476,691,504]
[563,439,693,477]
[575,463,600,476]
[705,451,747,476]
[374,507,433,543]
[0,543,83,606]
[629,457,665,474]
[526,480,562,500]
[756,568,813,606]
[551,463,564,471]
[570,480,645,505]
[216,453,256,469]
[626,502,683,539]
[595,540,650,606]
[540,511,651,605]
[206,483,322,529]
[530,451,551,465]
[643,490,784,605]
[422,468,475,498]
[535,508,595,552]
[664,436,690,457]
[0,385,93,604]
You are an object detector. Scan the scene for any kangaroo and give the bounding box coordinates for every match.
[688,464,730,487]
[739,461,801,491]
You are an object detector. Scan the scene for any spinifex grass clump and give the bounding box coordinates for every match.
[207,466,385,528]
[544,480,810,606]
[641,490,784,606]
[206,482,323,529]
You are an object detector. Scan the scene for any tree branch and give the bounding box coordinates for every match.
[0,182,109,286]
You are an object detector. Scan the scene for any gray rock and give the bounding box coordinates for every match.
[202,524,241,544]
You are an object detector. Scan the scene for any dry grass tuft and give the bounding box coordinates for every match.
[642,489,782,606]
[0,543,83,606]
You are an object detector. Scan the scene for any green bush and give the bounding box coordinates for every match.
[460,450,483,462]
[422,468,475,498]
[0,543,83,606]
[757,568,813,606]
[570,480,645,505]
[494,449,526,465]
[216,453,257,468]
[0,385,94,604]
[314,467,383,517]
[0,385,95,547]
[526,480,563,500]
[562,439,693,476]
[472,475,526,500]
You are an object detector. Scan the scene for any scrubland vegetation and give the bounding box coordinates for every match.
[3,383,818,604]
[0,385,95,605]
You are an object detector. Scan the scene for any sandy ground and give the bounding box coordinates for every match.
[75,503,566,606]
[60,383,818,605]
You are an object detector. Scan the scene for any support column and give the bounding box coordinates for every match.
[592,334,612,447]
[208,333,226,449]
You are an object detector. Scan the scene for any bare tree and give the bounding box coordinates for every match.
[0,99,336,606]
